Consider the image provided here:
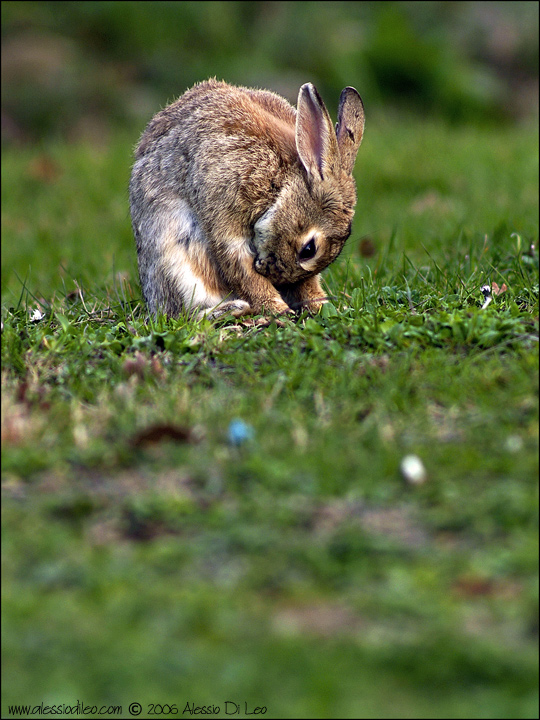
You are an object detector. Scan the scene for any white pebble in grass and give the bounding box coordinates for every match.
[401,454,427,485]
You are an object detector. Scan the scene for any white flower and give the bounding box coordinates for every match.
[30,307,45,322]
[480,285,492,309]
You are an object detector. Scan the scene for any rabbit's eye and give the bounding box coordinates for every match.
[299,237,317,261]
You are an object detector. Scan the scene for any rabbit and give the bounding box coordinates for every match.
[129,78,365,319]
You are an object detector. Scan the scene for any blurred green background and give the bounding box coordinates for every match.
[2,0,538,146]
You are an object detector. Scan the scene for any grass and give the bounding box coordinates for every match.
[2,112,539,719]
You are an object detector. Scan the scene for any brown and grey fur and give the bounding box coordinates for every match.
[129,78,365,318]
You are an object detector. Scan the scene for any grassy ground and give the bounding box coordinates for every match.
[2,113,539,719]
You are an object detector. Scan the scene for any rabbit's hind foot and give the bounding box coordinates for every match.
[199,299,252,321]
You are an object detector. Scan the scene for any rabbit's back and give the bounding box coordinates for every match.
[132,79,300,236]
[135,79,297,159]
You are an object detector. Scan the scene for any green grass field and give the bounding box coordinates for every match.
[2,113,538,719]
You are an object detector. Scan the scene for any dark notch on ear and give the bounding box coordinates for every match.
[335,87,365,175]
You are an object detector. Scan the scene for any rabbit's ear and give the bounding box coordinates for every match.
[335,87,365,175]
[296,83,340,181]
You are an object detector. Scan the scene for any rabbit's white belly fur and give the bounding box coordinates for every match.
[167,246,222,309]
[160,199,224,310]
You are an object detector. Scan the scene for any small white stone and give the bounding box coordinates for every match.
[401,454,427,485]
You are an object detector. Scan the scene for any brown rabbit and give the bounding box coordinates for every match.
[129,79,364,319]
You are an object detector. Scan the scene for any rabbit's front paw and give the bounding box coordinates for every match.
[303,298,327,314]
[260,298,294,316]
[279,277,327,314]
